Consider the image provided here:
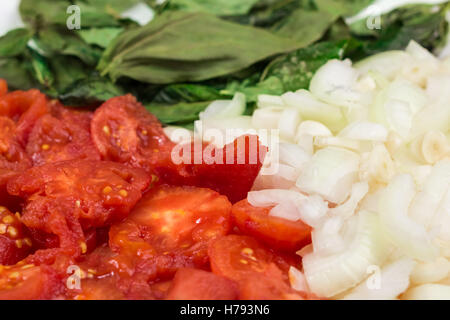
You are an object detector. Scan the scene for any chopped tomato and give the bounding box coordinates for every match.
[0,117,32,172]
[0,207,32,265]
[91,95,174,172]
[0,263,64,300]
[68,277,125,300]
[208,235,308,300]
[26,105,100,166]
[164,135,267,203]
[0,79,7,96]
[109,185,232,280]
[7,160,150,262]
[232,199,312,251]
[0,90,48,145]
[166,268,238,300]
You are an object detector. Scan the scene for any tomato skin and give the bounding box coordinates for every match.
[109,185,232,280]
[0,117,32,172]
[166,268,239,300]
[91,95,174,171]
[0,90,49,145]
[0,263,64,300]
[0,79,7,96]
[208,235,308,300]
[232,199,312,252]
[26,106,100,166]
[0,207,32,265]
[7,160,151,262]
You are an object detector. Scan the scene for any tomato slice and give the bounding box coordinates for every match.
[232,199,312,252]
[91,95,174,171]
[166,268,238,300]
[0,90,49,145]
[109,185,232,280]
[208,235,308,300]
[0,79,7,97]
[7,160,151,262]
[26,105,100,166]
[0,117,32,172]
[164,135,267,203]
[0,207,32,265]
[0,262,64,300]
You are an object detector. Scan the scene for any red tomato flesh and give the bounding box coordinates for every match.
[232,199,312,252]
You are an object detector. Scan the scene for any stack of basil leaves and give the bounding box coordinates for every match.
[0,0,448,128]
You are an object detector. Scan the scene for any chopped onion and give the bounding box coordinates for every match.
[278,143,311,169]
[410,131,449,164]
[402,284,450,300]
[199,92,246,120]
[295,120,333,155]
[303,211,390,297]
[378,174,439,262]
[339,121,388,142]
[359,143,395,186]
[289,267,310,292]
[411,257,450,285]
[257,94,285,109]
[282,90,346,132]
[251,107,284,129]
[331,182,369,219]
[247,189,328,227]
[296,147,360,204]
[309,59,369,109]
[354,50,411,81]
[409,161,450,229]
[278,108,302,142]
[341,258,415,300]
[311,216,347,255]
[314,136,362,152]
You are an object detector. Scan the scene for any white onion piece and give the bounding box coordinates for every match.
[359,144,395,186]
[251,107,283,129]
[274,164,302,182]
[295,120,333,155]
[339,121,388,142]
[426,74,450,105]
[411,257,450,285]
[341,258,415,300]
[199,92,246,120]
[163,126,194,144]
[410,131,449,164]
[269,202,303,222]
[278,143,311,169]
[430,188,450,243]
[282,90,346,132]
[289,267,310,292]
[309,59,368,109]
[311,216,346,255]
[314,136,362,152]
[331,182,369,219]
[247,189,328,227]
[409,161,450,229]
[278,108,302,142]
[303,211,389,297]
[402,284,450,300]
[379,174,439,262]
[296,147,360,204]
[257,94,285,109]
[354,50,411,81]
[411,103,450,139]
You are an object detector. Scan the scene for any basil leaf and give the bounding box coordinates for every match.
[0,29,33,58]
[78,27,124,48]
[223,76,284,103]
[153,84,223,104]
[50,56,90,93]
[315,0,374,17]
[98,11,299,84]
[20,0,70,27]
[0,58,37,90]
[272,8,339,45]
[146,101,211,124]
[261,40,350,92]
[59,77,126,106]
[164,0,261,16]
[27,48,55,90]
[36,28,102,66]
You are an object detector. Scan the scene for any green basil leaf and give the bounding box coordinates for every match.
[78,27,124,48]
[164,0,261,16]
[315,0,374,17]
[261,40,350,92]
[272,8,339,46]
[222,76,284,103]
[98,11,299,84]
[27,48,55,90]
[20,0,70,27]
[50,56,90,93]
[59,77,126,106]
[0,58,37,90]
[0,29,33,58]
[146,101,211,124]
[153,84,223,104]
